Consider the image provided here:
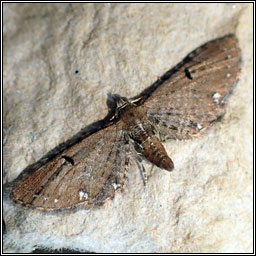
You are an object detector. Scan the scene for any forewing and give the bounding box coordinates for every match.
[11,121,130,210]
[143,35,241,139]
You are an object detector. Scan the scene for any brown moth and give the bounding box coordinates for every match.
[10,34,241,211]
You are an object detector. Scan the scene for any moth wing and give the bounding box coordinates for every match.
[11,121,130,210]
[142,35,241,140]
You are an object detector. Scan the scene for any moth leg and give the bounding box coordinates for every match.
[135,157,147,186]
[158,129,164,142]
[123,131,152,185]
[125,134,148,185]
[148,164,155,180]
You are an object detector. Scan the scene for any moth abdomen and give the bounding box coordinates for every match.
[121,105,174,172]
[140,136,174,172]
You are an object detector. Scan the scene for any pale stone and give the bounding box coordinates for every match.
[3,3,253,253]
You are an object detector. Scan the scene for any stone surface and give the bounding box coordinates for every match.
[3,3,253,253]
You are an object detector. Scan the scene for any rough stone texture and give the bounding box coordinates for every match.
[3,3,252,253]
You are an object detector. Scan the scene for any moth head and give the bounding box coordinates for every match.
[107,93,132,108]
[107,93,135,119]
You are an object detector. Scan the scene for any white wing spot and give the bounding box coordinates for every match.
[79,190,88,201]
[212,92,221,104]
[226,73,231,78]
[197,123,202,130]
[112,183,122,190]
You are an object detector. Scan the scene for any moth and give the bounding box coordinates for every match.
[10,34,241,211]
